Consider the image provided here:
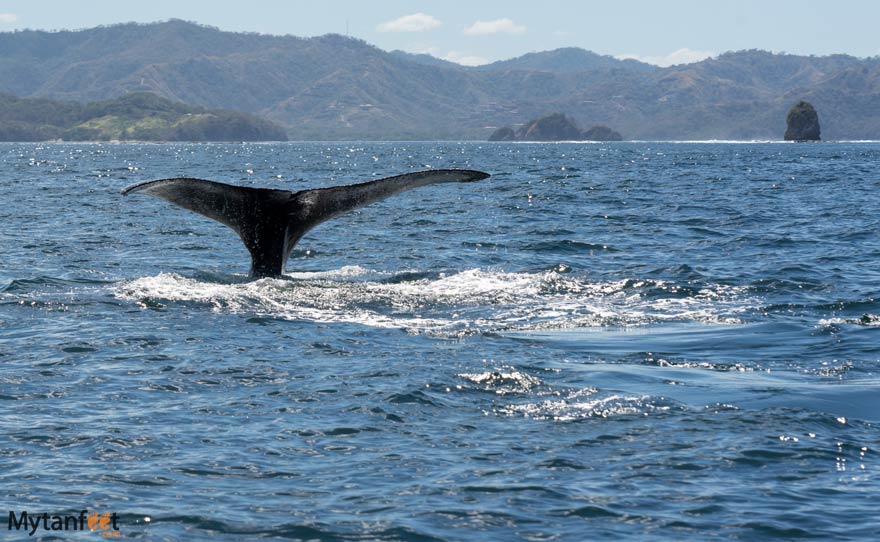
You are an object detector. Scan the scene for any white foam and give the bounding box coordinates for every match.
[285,265,384,280]
[497,392,668,421]
[114,268,755,335]
[457,370,543,394]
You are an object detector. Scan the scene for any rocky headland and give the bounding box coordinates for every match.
[489,113,623,142]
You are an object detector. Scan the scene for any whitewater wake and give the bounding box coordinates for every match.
[114,266,754,336]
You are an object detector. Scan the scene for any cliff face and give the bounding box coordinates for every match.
[784,101,821,141]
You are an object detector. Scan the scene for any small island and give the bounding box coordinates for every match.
[784,101,821,141]
[0,92,288,142]
[489,113,623,142]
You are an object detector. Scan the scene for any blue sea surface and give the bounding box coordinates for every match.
[1,141,878,541]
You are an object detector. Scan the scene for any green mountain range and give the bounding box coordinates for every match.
[0,92,287,141]
[1,20,879,140]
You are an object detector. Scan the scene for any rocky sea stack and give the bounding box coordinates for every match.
[784,101,821,141]
[489,113,623,142]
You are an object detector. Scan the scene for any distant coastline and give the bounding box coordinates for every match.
[6,138,874,144]
[0,21,879,140]
[0,92,287,142]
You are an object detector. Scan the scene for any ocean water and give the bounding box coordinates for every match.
[1,141,878,541]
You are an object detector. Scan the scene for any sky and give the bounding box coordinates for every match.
[0,0,877,67]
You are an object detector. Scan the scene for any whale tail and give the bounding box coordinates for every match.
[122,169,490,278]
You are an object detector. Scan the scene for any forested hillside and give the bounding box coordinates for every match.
[1,21,878,139]
[0,92,288,141]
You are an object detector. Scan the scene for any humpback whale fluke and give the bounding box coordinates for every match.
[122,169,490,278]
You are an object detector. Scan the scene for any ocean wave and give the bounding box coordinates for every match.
[113,267,755,335]
[818,314,880,327]
[1,275,113,294]
[457,370,543,395]
[495,390,677,421]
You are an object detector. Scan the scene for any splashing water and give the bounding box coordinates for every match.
[115,267,755,336]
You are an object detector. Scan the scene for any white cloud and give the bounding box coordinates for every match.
[416,46,442,56]
[463,18,526,36]
[377,13,441,33]
[0,13,19,24]
[616,48,716,67]
[442,51,489,66]
[399,46,488,66]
